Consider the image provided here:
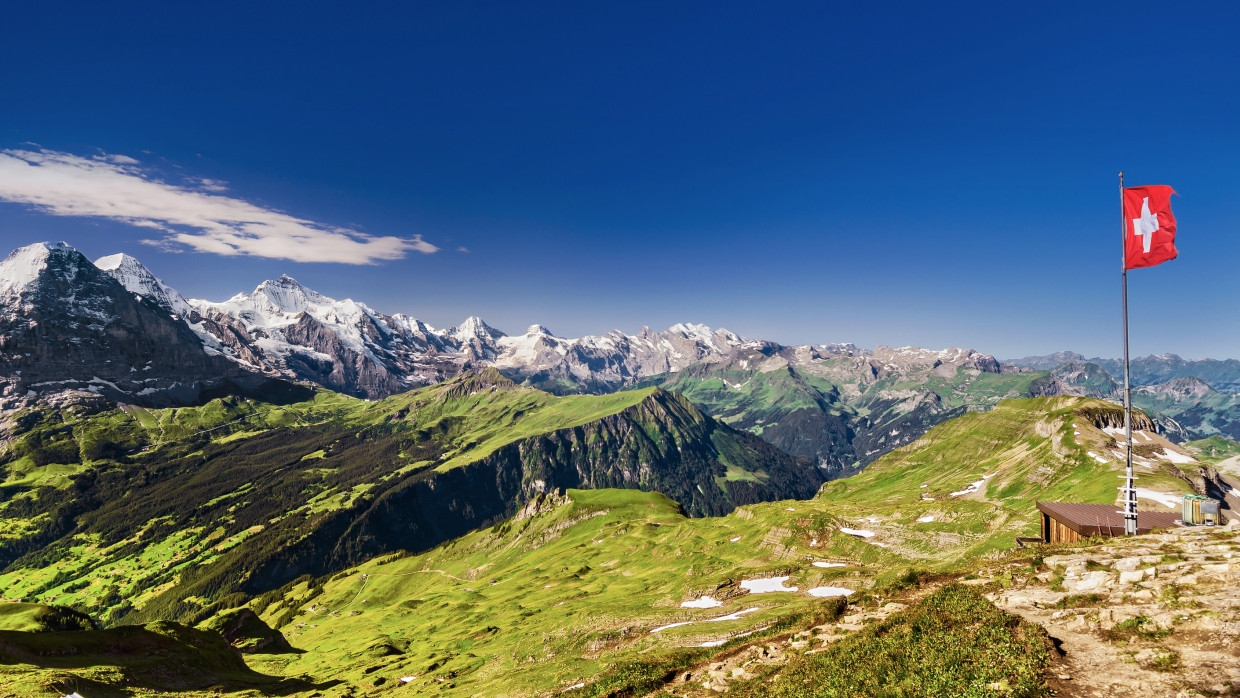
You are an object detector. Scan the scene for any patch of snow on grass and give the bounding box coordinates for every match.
[650,620,694,633]
[808,586,854,598]
[1158,449,1196,464]
[813,561,846,568]
[700,639,726,647]
[681,596,722,609]
[839,527,875,538]
[1088,452,1108,464]
[741,577,798,593]
[709,608,759,622]
[400,676,417,683]
[730,536,742,543]
[1135,488,1182,509]
[949,473,994,497]
[917,515,935,523]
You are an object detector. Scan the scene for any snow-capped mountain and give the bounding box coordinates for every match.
[0,243,257,410]
[94,252,195,319]
[3,243,1016,410]
[91,252,760,398]
[182,274,753,397]
[186,275,463,398]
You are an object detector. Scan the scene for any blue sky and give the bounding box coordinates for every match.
[1,2,1237,359]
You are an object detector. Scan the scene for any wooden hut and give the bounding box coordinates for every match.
[1036,501,1181,544]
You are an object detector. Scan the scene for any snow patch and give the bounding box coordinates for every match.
[729,536,742,543]
[1134,488,1182,509]
[1158,449,1196,465]
[740,577,798,594]
[949,473,995,497]
[807,586,854,598]
[1088,452,1108,464]
[650,607,760,634]
[681,596,722,609]
[839,527,875,538]
[813,562,846,568]
[917,515,935,523]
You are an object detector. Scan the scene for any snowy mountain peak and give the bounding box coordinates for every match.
[525,324,553,336]
[450,316,505,342]
[95,252,195,318]
[0,241,80,298]
[250,275,334,316]
[93,252,139,271]
[668,322,712,337]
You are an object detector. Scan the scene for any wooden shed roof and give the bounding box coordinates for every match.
[1036,501,1181,537]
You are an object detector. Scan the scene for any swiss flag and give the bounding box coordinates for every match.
[1123,185,1177,269]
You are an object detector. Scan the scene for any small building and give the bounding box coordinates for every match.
[1036,501,1182,544]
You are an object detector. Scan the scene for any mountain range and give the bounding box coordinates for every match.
[3,241,1236,468]
[1006,354,1240,441]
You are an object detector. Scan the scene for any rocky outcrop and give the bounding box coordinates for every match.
[0,243,261,410]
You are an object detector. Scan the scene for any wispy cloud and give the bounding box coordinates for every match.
[0,149,437,264]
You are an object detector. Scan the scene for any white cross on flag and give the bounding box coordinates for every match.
[1123,185,1177,269]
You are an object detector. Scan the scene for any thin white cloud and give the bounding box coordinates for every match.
[457,246,470,253]
[0,149,438,264]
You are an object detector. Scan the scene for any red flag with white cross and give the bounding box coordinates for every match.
[1123,185,1177,269]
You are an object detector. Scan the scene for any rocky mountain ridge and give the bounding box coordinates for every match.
[1006,353,1240,442]
[0,243,270,411]
[1008,351,1240,393]
[29,244,1006,408]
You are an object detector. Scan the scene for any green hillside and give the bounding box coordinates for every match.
[202,397,1194,694]
[1184,435,1240,464]
[0,370,820,627]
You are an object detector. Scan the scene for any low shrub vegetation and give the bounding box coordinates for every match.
[730,584,1051,697]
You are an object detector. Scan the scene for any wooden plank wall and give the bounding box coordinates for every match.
[1047,516,1081,545]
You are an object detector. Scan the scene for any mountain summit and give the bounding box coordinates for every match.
[0,243,252,409]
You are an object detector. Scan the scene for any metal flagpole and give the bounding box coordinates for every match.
[1120,171,1138,535]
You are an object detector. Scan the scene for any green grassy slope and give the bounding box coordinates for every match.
[1184,436,1240,464]
[0,370,819,627]
[208,396,1195,695]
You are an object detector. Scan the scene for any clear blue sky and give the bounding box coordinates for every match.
[1,1,1237,359]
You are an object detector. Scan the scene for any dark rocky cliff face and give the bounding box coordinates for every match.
[281,313,408,398]
[0,246,254,409]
